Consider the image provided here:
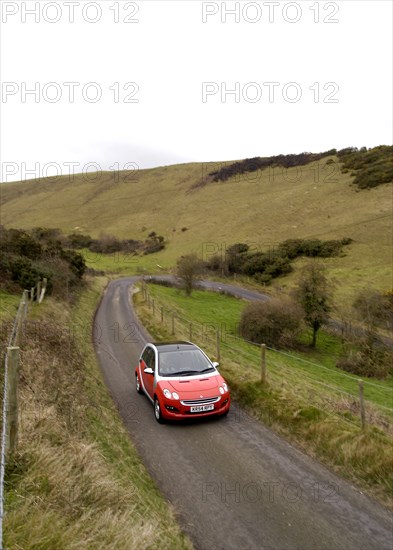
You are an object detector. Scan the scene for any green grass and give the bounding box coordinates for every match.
[3,278,192,550]
[134,284,393,509]
[1,156,392,310]
[143,283,393,413]
[0,290,23,322]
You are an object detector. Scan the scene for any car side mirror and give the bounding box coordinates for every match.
[144,367,154,375]
[212,361,219,368]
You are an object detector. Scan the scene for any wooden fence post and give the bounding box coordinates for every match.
[6,346,20,456]
[160,306,164,323]
[171,313,175,336]
[216,329,220,362]
[152,299,155,316]
[30,287,35,301]
[23,290,28,318]
[358,380,366,429]
[36,280,41,303]
[261,344,267,384]
[38,277,47,304]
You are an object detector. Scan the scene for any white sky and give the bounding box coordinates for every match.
[0,0,392,182]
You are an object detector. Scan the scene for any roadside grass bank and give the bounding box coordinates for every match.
[133,284,393,510]
[2,279,192,550]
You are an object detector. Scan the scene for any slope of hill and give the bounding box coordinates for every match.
[1,152,392,305]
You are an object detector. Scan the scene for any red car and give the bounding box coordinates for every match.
[135,341,230,423]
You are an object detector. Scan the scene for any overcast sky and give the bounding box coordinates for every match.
[0,0,392,182]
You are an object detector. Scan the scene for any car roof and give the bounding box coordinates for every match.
[150,341,197,353]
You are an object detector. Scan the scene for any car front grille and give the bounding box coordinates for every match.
[180,396,221,406]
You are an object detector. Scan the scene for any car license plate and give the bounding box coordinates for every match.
[190,404,214,413]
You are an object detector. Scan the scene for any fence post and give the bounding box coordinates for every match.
[23,289,28,318]
[36,280,41,303]
[261,344,267,384]
[171,313,175,336]
[189,323,193,341]
[216,329,220,362]
[160,306,164,323]
[358,380,366,429]
[30,287,35,301]
[6,347,20,456]
[38,277,47,304]
[152,299,155,316]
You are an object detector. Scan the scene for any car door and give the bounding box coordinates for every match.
[141,346,155,398]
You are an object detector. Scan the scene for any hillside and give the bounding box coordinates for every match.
[1,151,392,305]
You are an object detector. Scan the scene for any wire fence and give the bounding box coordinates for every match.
[0,281,46,550]
[141,283,393,435]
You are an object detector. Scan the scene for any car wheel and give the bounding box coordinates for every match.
[135,373,143,394]
[154,398,165,424]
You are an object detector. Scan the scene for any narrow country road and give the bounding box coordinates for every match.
[94,277,392,550]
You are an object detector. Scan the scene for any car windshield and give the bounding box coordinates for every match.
[158,349,215,377]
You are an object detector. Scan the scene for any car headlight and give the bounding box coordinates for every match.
[172,392,179,400]
[219,386,224,395]
[163,389,172,399]
[222,383,228,392]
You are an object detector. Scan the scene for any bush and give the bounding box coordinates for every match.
[206,254,224,272]
[209,149,337,182]
[338,145,393,189]
[353,288,393,331]
[239,297,303,348]
[1,228,43,260]
[337,347,392,379]
[60,249,86,279]
[278,239,304,259]
[67,233,93,249]
[8,257,53,293]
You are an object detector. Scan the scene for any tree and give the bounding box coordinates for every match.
[294,263,333,348]
[176,254,203,296]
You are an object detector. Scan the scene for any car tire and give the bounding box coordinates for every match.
[154,397,165,424]
[135,373,143,394]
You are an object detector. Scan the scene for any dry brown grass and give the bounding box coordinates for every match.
[3,281,192,549]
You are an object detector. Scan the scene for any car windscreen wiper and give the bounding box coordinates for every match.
[200,367,215,373]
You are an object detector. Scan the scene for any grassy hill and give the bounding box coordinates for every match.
[1,152,392,306]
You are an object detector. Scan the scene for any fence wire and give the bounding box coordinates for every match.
[0,291,28,550]
[143,287,393,428]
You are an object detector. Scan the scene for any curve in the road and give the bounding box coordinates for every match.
[94,277,392,550]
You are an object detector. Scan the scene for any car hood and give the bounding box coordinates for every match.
[167,375,220,393]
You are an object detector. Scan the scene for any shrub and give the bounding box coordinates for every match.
[353,288,393,331]
[1,228,43,260]
[337,347,392,379]
[278,239,304,259]
[60,249,86,279]
[239,297,303,348]
[67,233,93,249]
[338,145,393,189]
[205,254,227,274]
[226,243,249,273]
[143,234,165,255]
[8,257,53,293]
[209,149,337,182]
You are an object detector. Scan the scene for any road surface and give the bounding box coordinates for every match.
[94,277,392,550]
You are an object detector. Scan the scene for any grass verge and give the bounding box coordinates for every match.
[134,283,393,510]
[3,278,192,550]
